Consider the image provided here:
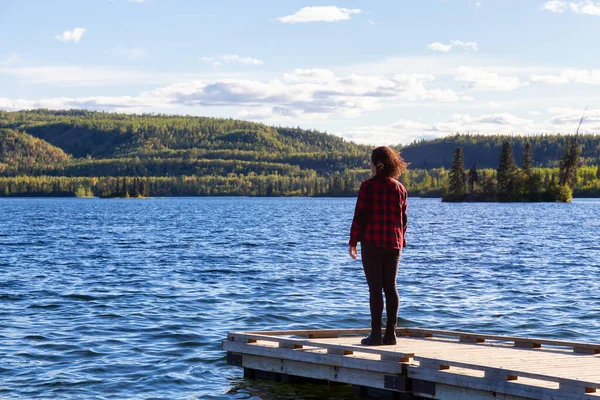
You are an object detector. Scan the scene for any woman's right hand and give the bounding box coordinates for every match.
[349,246,358,259]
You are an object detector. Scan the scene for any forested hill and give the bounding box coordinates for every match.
[0,128,70,167]
[2,110,599,171]
[401,134,600,169]
[0,109,599,197]
[0,109,373,196]
[0,109,370,169]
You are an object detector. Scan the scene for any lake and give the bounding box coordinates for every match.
[1,197,599,399]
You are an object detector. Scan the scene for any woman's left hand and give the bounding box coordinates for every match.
[349,246,358,259]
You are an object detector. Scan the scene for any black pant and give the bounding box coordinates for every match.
[361,243,401,329]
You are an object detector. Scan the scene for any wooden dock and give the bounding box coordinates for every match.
[223,327,600,400]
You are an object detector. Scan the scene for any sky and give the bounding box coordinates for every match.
[1,0,600,145]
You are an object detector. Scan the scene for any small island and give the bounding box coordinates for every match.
[442,139,587,202]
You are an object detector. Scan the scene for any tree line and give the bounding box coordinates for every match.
[0,173,369,198]
[2,165,598,198]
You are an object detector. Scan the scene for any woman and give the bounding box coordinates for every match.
[349,146,408,346]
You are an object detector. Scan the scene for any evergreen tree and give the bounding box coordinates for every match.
[559,139,570,186]
[569,138,580,187]
[140,178,147,197]
[597,161,600,180]
[122,177,129,197]
[523,142,535,196]
[497,141,516,199]
[467,163,479,194]
[523,142,533,174]
[559,137,580,188]
[444,147,466,201]
[133,177,141,197]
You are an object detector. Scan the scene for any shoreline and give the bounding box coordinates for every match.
[1,195,599,200]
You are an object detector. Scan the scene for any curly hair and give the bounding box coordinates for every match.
[371,146,408,179]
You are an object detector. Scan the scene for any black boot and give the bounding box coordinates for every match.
[361,326,382,346]
[383,323,397,345]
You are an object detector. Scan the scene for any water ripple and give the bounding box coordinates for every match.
[1,197,599,399]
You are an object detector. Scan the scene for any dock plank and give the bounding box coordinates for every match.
[225,328,600,400]
[314,336,600,384]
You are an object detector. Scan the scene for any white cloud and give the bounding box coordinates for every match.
[542,0,568,12]
[422,89,473,102]
[476,2,482,6]
[454,40,479,51]
[129,0,147,2]
[455,66,529,91]
[427,42,452,52]
[221,55,263,65]
[343,112,537,144]
[427,40,478,52]
[54,27,87,43]
[342,120,433,145]
[0,95,153,112]
[531,69,600,84]
[547,107,600,130]
[542,1,600,16]
[570,0,600,15]
[237,106,327,121]
[157,72,468,119]
[117,47,147,60]
[432,113,534,134]
[0,69,470,120]
[278,6,362,23]
[201,54,264,67]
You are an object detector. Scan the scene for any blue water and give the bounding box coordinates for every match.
[1,197,600,399]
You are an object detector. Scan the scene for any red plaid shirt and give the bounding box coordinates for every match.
[349,176,408,249]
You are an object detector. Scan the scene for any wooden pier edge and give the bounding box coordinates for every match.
[239,327,600,354]
[223,327,600,400]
